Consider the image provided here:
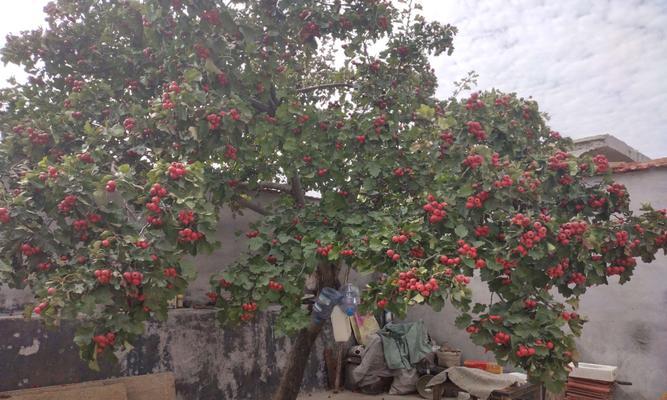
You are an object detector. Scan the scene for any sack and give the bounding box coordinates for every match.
[436,347,461,367]
[389,368,419,395]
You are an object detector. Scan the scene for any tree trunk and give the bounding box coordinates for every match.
[272,262,340,400]
[272,321,324,400]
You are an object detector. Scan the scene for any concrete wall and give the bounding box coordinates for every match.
[406,168,667,399]
[0,309,330,399]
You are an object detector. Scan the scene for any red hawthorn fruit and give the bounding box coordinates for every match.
[0,207,10,224]
[105,180,117,192]
[377,299,388,308]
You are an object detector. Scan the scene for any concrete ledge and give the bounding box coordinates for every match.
[0,309,330,400]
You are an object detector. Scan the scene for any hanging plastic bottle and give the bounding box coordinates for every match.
[340,283,360,316]
[312,287,343,323]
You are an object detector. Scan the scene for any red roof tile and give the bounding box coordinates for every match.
[611,157,667,174]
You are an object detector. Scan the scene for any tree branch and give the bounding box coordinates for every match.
[236,198,270,216]
[259,181,292,192]
[291,174,306,208]
[296,82,352,93]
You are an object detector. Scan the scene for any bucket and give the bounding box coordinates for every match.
[436,348,461,368]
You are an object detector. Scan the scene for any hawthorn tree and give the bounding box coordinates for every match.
[0,0,665,398]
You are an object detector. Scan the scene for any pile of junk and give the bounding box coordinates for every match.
[316,285,531,399]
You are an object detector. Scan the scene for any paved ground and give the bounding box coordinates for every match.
[297,391,458,400]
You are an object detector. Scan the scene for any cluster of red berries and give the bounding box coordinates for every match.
[72,219,88,232]
[240,302,258,321]
[299,21,320,41]
[517,171,541,192]
[395,269,439,297]
[0,207,10,223]
[178,210,195,225]
[524,299,538,309]
[561,311,578,321]
[87,213,102,223]
[592,154,609,173]
[438,131,455,158]
[340,249,355,256]
[463,154,484,169]
[93,332,116,353]
[518,222,547,250]
[217,71,229,86]
[568,272,586,286]
[123,271,144,286]
[546,259,569,279]
[511,213,531,227]
[27,128,51,145]
[94,269,112,284]
[494,95,510,107]
[393,167,413,177]
[37,262,51,271]
[386,249,401,262]
[615,230,629,247]
[474,225,490,237]
[557,221,588,245]
[548,151,570,171]
[457,240,478,258]
[438,255,461,267]
[454,274,471,285]
[465,191,489,209]
[163,268,178,278]
[317,168,328,177]
[372,115,386,134]
[246,230,259,238]
[268,280,284,291]
[201,8,220,24]
[77,152,94,164]
[178,228,204,243]
[57,195,78,213]
[607,183,627,198]
[219,278,232,288]
[516,345,536,358]
[466,121,486,141]
[224,144,238,160]
[606,256,636,276]
[494,332,511,345]
[161,91,175,110]
[123,117,136,131]
[21,243,41,257]
[316,240,334,257]
[466,325,480,334]
[168,162,187,180]
[135,240,150,249]
[355,134,366,144]
[377,298,388,309]
[207,113,222,129]
[588,195,607,209]
[150,183,168,198]
[493,175,513,188]
[465,92,485,110]
[194,43,209,58]
[423,195,448,223]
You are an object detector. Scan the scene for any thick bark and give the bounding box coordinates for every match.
[272,321,325,400]
[272,262,340,400]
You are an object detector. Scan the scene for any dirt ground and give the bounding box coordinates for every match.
[297,391,457,400]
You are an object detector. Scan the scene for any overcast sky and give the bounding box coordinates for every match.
[1,1,665,158]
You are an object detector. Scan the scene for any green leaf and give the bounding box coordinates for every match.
[455,225,468,238]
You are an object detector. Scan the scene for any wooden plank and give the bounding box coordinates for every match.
[0,372,175,400]
[0,382,127,400]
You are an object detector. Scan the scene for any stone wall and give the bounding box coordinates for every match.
[0,309,331,399]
